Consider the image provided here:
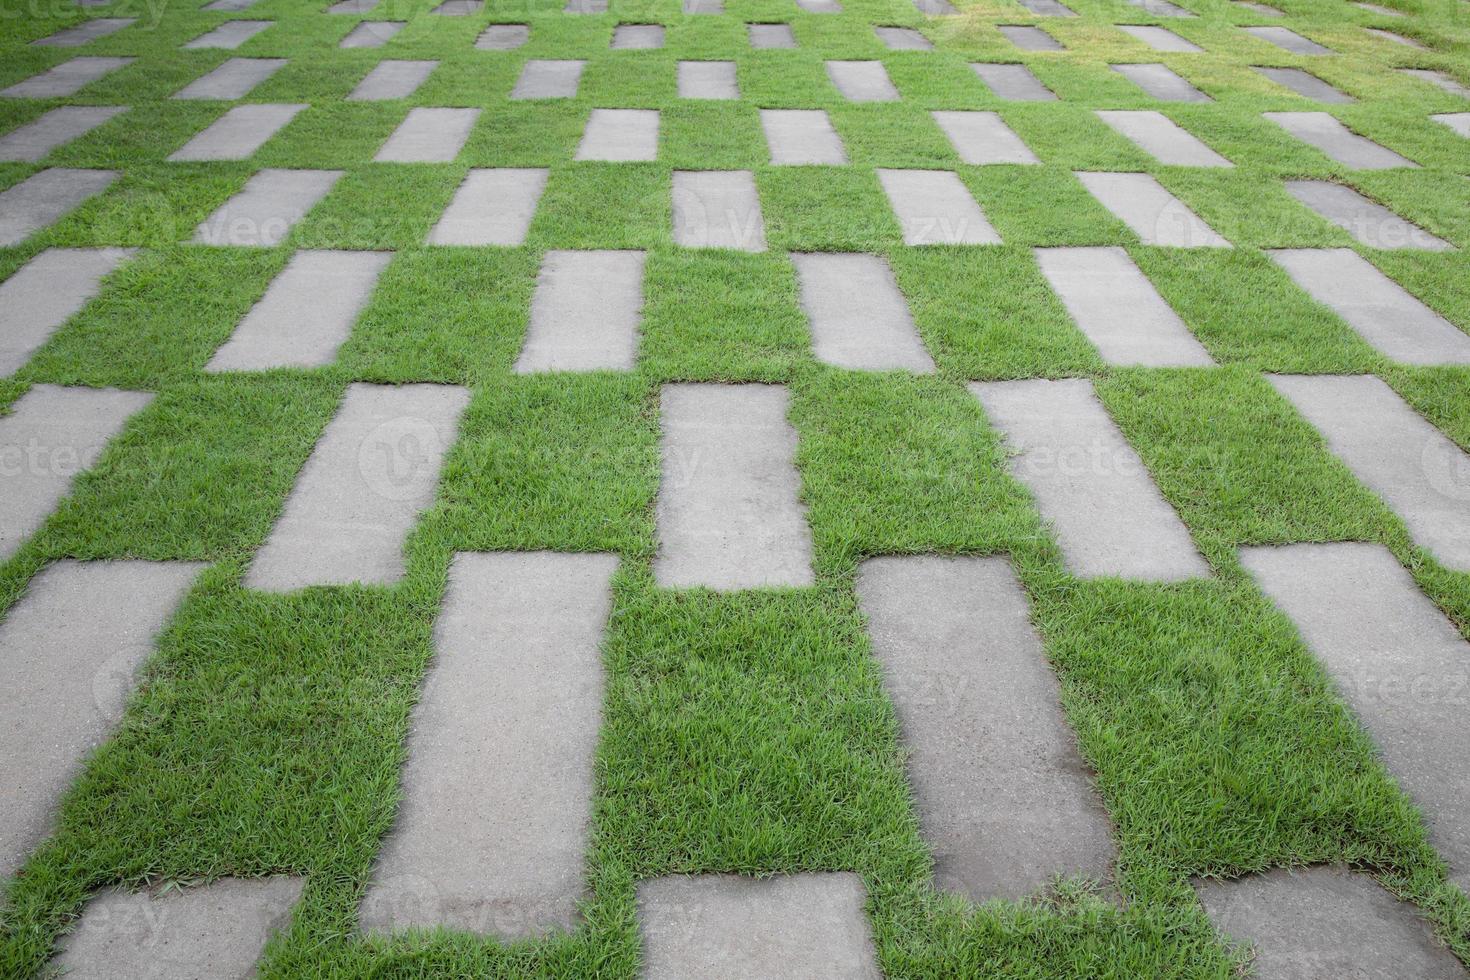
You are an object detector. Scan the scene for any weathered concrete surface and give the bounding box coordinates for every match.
[1365,26,1423,47]
[1432,113,1470,138]
[1252,66,1352,103]
[914,0,955,12]
[1236,0,1282,13]
[476,23,528,49]
[748,23,796,48]
[796,0,842,11]
[1075,171,1229,247]
[932,110,1039,163]
[761,109,846,165]
[428,168,547,246]
[825,60,899,102]
[1110,62,1210,101]
[2,57,133,98]
[516,250,645,372]
[0,167,116,248]
[672,170,766,251]
[174,57,285,99]
[192,168,342,247]
[432,0,481,12]
[793,252,935,372]
[183,20,272,49]
[877,168,1001,245]
[612,24,663,48]
[1016,0,1075,14]
[511,60,584,99]
[1125,0,1194,14]
[876,26,932,50]
[0,106,126,163]
[999,24,1062,49]
[328,0,381,12]
[1283,180,1449,250]
[374,107,479,163]
[361,552,617,937]
[1244,25,1330,53]
[1398,68,1470,98]
[564,0,607,12]
[1118,24,1200,51]
[1264,111,1416,169]
[575,108,659,162]
[32,17,135,47]
[677,60,738,99]
[1096,110,1231,166]
[971,62,1055,101]
[0,247,134,376]
[348,60,437,101]
[169,103,305,162]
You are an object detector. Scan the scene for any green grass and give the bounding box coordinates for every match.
[1,0,1469,974]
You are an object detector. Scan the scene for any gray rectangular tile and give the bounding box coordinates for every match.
[793,252,934,371]
[515,250,645,372]
[428,167,547,246]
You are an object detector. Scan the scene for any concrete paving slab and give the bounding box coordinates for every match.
[1095,110,1231,166]
[575,108,659,162]
[362,552,616,937]
[932,109,1039,163]
[748,23,796,47]
[654,384,814,590]
[1118,24,1200,50]
[565,0,607,11]
[793,252,935,372]
[432,0,481,12]
[2,57,133,99]
[1355,1,1405,14]
[341,21,405,47]
[672,170,766,251]
[1398,68,1470,98]
[1266,375,1470,568]
[1365,26,1423,47]
[0,385,152,561]
[971,378,1209,580]
[876,26,932,49]
[476,23,528,49]
[54,877,304,979]
[510,59,584,99]
[999,24,1063,49]
[914,0,956,12]
[427,167,547,246]
[1195,867,1464,979]
[207,249,391,371]
[796,0,843,11]
[1269,249,1468,363]
[347,59,437,101]
[1284,180,1449,250]
[678,60,738,98]
[857,555,1116,901]
[1110,62,1210,101]
[1017,0,1075,14]
[761,109,846,164]
[685,0,724,11]
[173,57,285,99]
[0,106,125,163]
[1241,542,1470,880]
[1035,246,1214,365]
[183,20,272,49]
[246,382,468,590]
[1128,0,1194,11]
[328,0,382,12]
[1244,25,1330,54]
[1433,112,1470,137]
[169,103,305,162]
[1252,66,1352,103]
[192,168,342,247]
[374,106,478,163]
[971,62,1055,100]
[205,0,261,8]
[826,60,899,101]
[0,247,134,376]
[33,17,135,46]
[877,168,1001,245]
[515,250,645,372]
[612,24,663,48]
[1265,111,1416,169]
[638,874,879,980]
[1236,0,1281,13]
[0,167,116,248]
[1075,171,1229,247]
[0,560,200,883]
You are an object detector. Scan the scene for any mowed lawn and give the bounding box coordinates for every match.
[1,0,1469,974]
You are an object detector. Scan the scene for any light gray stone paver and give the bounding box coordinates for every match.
[793,252,935,372]
[914,0,956,12]
[748,22,796,48]
[761,109,846,164]
[877,168,1001,245]
[857,555,1116,900]
[0,106,125,163]
[999,24,1062,49]
[1252,66,1353,103]
[0,247,134,376]
[1035,246,1213,365]
[1264,111,1416,169]
[1244,25,1330,54]
[54,878,305,979]
[612,24,663,48]
[1196,867,1465,979]
[432,0,481,12]
[348,59,437,101]
[245,382,468,590]
[796,0,842,11]
[876,26,932,50]
[510,59,584,99]
[328,0,381,12]
[1017,0,1075,14]
[677,61,738,99]
[971,62,1055,101]
[1434,113,1470,137]
[0,384,152,561]
[476,23,528,49]
[932,109,1039,164]
[204,0,262,10]
[971,378,1209,580]
[2,56,133,99]
[173,57,285,99]
[207,250,391,371]
[0,167,116,248]
[362,551,617,937]
[1284,180,1449,250]
[1118,24,1200,50]
[575,108,659,162]
[1111,62,1210,102]
[1126,0,1193,13]
[374,107,479,163]
[1355,1,1405,14]
[32,17,135,46]
[825,60,899,101]
[341,21,405,47]
[1365,26,1423,47]
[1242,542,1470,880]
[685,0,723,12]
[1398,68,1470,98]
[566,0,607,11]
[1075,171,1229,247]
[169,103,305,162]
[1096,110,1231,166]
[1236,0,1281,13]
[638,874,879,980]
[515,250,645,372]
[192,168,342,247]
[654,384,814,590]
[428,167,547,246]
[183,20,272,49]
[1269,249,1469,363]
[1266,375,1470,568]
[672,170,766,251]
[0,561,200,882]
